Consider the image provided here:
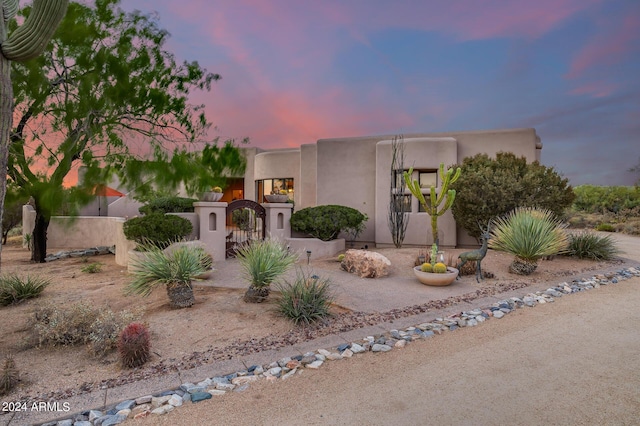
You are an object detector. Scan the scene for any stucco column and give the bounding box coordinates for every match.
[194,201,228,262]
[262,203,293,240]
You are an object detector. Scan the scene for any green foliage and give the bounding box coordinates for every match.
[565,232,620,261]
[0,274,49,306]
[489,207,569,262]
[123,214,193,249]
[572,185,640,214]
[7,0,245,262]
[29,302,142,353]
[1,183,27,244]
[404,163,461,247]
[290,205,368,241]
[232,208,255,231]
[236,239,297,289]
[138,197,197,215]
[451,152,574,240]
[275,270,334,325]
[118,322,151,368]
[596,223,615,232]
[126,244,210,297]
[81,262,103,274]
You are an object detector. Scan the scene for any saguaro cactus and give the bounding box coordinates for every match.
[0,0,68,264]
[404,163,461,250]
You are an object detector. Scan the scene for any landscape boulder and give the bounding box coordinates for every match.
[340,249,391,278]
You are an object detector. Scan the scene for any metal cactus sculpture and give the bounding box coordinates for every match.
[0,0,68,263]
[404,163,461,251]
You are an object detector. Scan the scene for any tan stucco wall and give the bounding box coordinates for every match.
[253,149,300,204]
[299,144,317,209]
[315,137,378,242]
[375,137,458,247]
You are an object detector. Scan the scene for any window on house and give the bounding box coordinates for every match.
[255,178,294,203]
[419,171,438,188]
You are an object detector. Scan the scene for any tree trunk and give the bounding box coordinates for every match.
[32,210,50,263]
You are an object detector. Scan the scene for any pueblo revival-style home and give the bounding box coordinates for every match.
[43,127,541,255]
[225,127,542,248]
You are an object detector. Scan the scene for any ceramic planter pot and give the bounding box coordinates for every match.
[201,192,223,202]
[264,194,288,203]
[413,266,459,286]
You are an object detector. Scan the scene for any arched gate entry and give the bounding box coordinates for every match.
[225,200,266,258]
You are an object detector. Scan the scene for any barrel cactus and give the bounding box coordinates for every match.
[420,262,433,273]
[433,262,448,273]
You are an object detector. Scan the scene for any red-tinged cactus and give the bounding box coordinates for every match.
[117,322,151,368]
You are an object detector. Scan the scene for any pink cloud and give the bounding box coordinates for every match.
[566,14,640,80]
[570,81,616,98]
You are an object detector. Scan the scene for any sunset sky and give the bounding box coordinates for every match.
[120,0,639,186]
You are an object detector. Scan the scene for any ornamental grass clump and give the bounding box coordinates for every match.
[275,270,334,325]
[566,231,620,261]
[127,244,211,308]
[0,274,49,306]
[489,207,569,275]
[236,238,298,303]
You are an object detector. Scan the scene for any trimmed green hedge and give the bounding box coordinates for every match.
[290,205,367,241]
[123,213,193,249]
[138,196,198,215]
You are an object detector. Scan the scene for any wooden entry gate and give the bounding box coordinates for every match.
[225,199,266,258]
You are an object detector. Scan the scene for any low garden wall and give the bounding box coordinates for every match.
[285,237,345,261]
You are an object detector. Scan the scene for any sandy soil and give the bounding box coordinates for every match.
[0,234,633,410]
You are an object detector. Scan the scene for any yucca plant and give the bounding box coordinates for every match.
[0,274,49,306]
[127,244,211,308]
[275,270,334,325]
[489,207,569,275]
[566,231,620,261]
[236,238,298,303]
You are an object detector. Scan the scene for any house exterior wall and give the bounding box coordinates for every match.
[245,127,542,247]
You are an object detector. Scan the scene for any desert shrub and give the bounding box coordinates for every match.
[565,232,620,261]
[81,262,103,273]
[31,303,99,347]
[88,309,144,356]
[138,196,197,215]
[275,270,334,325]
[236,239,297,290]
[123,213,193,249]
[572,185,640,214]
[118,322,151,368]
[0,356,19,395]
[596,223,615,232]
[30,302,143,353]
[0,274,49,306]
[489,207,569,275]
[618,219,640,235]
[290,205,368,241]
[451,152,574,240]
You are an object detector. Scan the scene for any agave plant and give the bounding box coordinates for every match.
[236,238,298,303]
[489,207,569,275]
[126,244,211,308]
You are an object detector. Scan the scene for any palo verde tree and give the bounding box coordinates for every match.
[0,0,68,266]
[8,0,245,262]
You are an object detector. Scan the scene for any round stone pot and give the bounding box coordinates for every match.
[201,192,223,202]
[413,266,459,286]
[265,194,288,203]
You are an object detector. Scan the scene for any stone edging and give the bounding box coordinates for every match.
[35,265,640,426]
